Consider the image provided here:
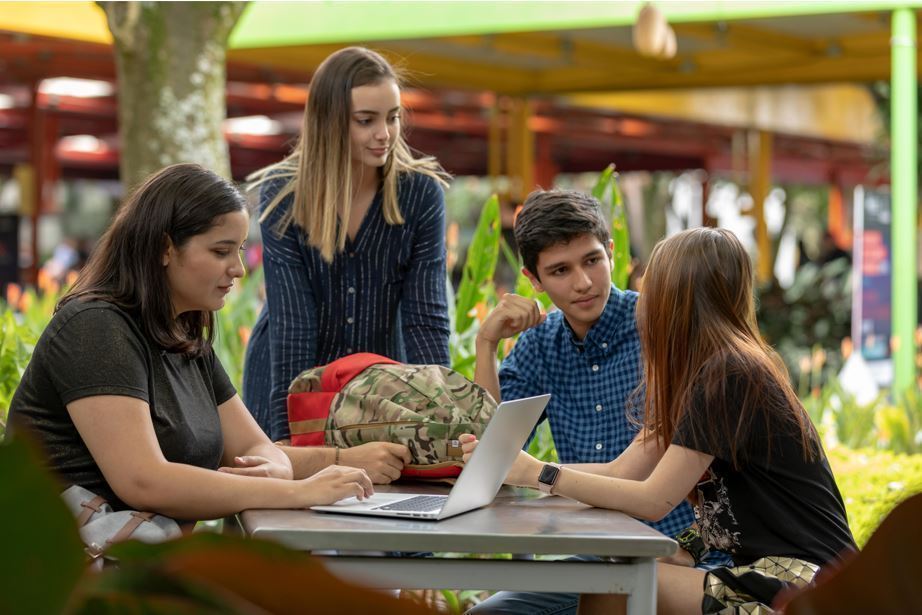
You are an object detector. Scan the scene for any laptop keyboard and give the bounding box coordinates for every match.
[373,495,447,512]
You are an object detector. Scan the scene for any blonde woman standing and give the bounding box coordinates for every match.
[243,47,451,474]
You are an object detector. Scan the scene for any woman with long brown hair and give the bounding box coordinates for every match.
[462,227,854,614]
[243,47,451,461]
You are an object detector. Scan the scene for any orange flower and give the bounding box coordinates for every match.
[37,268,52,293]
[65,270,80,289]
[18,291,33,313]
[446,222,460,271]
[6,283,22,309]
[840,337,853,360]
[238,326,251,347]
[474,301,488,324]
[891,335,901,354]
[446,222,459,251]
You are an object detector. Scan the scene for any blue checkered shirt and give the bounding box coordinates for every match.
[499,285,695,540]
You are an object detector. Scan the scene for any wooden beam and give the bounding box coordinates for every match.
[528,50,894,93]
[675,21,826,56]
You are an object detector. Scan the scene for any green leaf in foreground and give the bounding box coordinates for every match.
[0,436,87,615]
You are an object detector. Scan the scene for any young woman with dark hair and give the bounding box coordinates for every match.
[8,164,373,522]
[462,227,855,614]
[242,47,452,468]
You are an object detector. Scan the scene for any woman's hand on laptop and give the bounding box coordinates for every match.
[300,465,374,506]
[460,434,543,488]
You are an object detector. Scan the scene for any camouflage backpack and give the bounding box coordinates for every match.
[287,353,497,478]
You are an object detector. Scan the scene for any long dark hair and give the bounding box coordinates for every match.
[636,227,817,467]
[59,163,247,357]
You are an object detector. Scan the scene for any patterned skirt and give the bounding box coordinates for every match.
[702,556,819,614]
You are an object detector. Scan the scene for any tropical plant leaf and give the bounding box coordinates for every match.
[591,164,615,202]
[609,172,632,291]
[440,588,461,614]
[454,194,500,335]
[592,165,632,291]
[0,437,87,615]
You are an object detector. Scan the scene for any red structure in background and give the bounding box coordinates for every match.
[0,30,883,183]
[0,30,886,283]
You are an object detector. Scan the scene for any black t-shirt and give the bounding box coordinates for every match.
[8,300,236,511]
[672,369,856,567]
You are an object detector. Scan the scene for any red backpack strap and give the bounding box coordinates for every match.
[319,353,399,391]
[288,392,338,445]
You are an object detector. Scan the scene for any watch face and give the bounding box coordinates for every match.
[538,464,560,485]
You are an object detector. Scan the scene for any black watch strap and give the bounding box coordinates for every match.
[676,527,708,564]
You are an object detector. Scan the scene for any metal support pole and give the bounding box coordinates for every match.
[891,8,917,393]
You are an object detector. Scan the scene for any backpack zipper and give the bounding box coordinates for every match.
[338,421,419,431]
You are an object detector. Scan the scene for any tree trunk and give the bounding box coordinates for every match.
[99,1,246,190]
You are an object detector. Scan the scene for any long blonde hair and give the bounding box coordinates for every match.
[248,47,448,262]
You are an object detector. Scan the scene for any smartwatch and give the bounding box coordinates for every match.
[675,526,708,564]
[537,463,562,494]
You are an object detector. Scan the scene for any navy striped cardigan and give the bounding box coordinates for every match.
[242,171,451,441]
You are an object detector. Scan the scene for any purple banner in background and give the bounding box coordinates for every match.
[853,188,892,362]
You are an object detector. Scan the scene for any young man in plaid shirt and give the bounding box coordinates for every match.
[471,189,720,614]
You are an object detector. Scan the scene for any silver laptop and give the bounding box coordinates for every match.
[310,394,550,521]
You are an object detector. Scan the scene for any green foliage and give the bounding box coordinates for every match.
[453,194,501,337]
[591,164,632,290]
[0,310,38,427]
[526,422,558,463]
[799,375,922,455]
[449,194,501,380]
[758,259,852,386]
[886,388,922,454]
[0,437,87,614]
[828,447,922,548]
[212,267,263,392]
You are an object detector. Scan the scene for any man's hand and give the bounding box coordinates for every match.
[476,294,546,347]
[218,455,294,480]
[339,442,411,484]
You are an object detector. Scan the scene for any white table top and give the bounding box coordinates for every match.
[240,483,676,559]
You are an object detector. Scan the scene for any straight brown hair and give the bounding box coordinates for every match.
[59,163,247,357]
[635,227,817,468]
[248,46,448,262]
